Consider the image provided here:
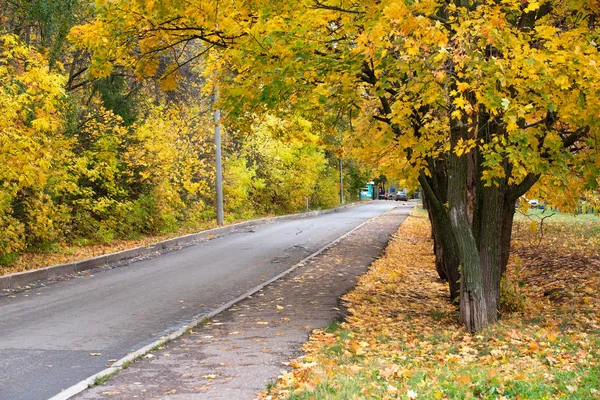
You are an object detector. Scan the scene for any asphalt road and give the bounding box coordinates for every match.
[0,201,400,400]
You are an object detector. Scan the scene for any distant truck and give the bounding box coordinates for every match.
[360,182,375,199]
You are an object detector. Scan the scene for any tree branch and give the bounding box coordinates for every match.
[412,11,450,26]
[561,126,589,148]
[311,1,365,14]
[506,173,541,202]
[373,115,391,123]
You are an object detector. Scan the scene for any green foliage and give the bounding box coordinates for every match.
[1,0,84,67]
[92,75,138,125]
[310,166,340,210]
[344,159,372,202]
[223,155,256,221]
[0,252,19,267]
[227,115,338,216]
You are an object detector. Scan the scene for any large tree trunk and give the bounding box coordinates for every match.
[500,199,517,276]
[432,227,448,281]
[478,184,504,323]
[422,190,447,281]
[419,173,461,301]
[448,127,488,333]
[419,142,535,330]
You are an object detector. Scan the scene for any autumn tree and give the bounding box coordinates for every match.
[72,0,600,331]
[0,34,72,256]
[0,32,218,256]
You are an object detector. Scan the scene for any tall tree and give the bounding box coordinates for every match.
[72,0,600,331]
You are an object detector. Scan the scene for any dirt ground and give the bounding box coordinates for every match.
[74,205,411,399]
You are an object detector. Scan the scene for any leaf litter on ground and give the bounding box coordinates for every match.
[260,209,600,399]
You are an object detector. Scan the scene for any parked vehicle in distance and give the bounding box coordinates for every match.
[395,191,408,201]
[520,197,546,210]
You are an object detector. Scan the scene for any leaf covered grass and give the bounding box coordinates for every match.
[261,211,600,399]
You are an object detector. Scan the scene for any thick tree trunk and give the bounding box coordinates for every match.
[423,191,448,281]
[432,220,448,281]
[448,128,488,333]
[500,199,516,276]
[419,173,461,301]
[478,184,504,323]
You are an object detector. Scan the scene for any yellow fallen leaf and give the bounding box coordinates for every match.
[348,365,362,375]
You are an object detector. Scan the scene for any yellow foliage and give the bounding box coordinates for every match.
[237,114,337,215]
[0,34,71,253]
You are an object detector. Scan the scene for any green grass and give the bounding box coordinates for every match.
[90,368,121,387]
[517,208,600,228]
[0,252,18,267]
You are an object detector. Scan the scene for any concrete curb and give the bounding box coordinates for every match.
[48,204,393,400]
[0,202,368,291]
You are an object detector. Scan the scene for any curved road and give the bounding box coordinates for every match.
[0,201,400,399]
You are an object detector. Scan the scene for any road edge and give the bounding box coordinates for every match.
[48,205,399,400]
[0,202,371,291]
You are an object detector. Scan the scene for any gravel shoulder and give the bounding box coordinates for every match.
[75,205,411,399]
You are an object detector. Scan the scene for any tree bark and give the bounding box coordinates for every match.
[478,184,504,323]
[448,126,488,333]
[500,199,516,276]
[422,190,448,281]
[419,172,461,301]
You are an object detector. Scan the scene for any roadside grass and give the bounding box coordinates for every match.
[514,208,600,250]
[261,212,600,399]
[91,369,120,387]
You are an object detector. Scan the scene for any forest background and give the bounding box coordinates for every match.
[0,0,377,268]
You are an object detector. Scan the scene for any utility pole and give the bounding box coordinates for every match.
[214,88,224,226]
[339,158,344,204]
